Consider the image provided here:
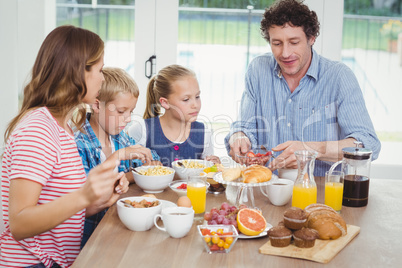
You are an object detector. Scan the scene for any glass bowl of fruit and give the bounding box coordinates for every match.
[197,225,239,253]
[236,148,272,166]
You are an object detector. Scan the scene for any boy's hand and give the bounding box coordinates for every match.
[113,145,153,163]
[143,160,163,166]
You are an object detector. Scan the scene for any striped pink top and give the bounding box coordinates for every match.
[1,107,86,268]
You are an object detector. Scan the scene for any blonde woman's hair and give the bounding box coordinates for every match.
[4,25,104,142]
[143,64,196,119]
[98,67,139,104]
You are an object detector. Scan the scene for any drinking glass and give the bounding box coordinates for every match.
[187,173,208,223]
[325,171,344,212]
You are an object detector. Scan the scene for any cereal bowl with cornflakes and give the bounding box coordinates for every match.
[171,159,214,180]
[132,166,175,193]
[117,196,162,232]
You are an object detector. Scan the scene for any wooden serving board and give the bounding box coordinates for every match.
[259,224,360,264]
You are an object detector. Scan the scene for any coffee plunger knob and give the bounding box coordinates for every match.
[354,140,363,148]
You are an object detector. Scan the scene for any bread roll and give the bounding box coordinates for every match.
[222,166,242,182]
[304,203,336,218]
[305,205,347,240]
[241,165,272,183]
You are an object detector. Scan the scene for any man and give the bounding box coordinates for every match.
[225,0,380,176]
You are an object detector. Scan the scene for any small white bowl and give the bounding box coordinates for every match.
[117,196,162,231]
[171,159,214,180]
[132,166,175,193]
[168,180,188,197]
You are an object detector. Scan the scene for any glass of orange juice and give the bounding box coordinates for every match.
[325,171,344,212]
[187,173,209,223]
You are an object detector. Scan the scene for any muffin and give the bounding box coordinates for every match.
[283,207,307,230]
[267,226,292,247]
[293,228,319,248]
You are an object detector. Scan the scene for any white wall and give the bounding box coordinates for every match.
[306,0,344,61]
[0,0,56,237]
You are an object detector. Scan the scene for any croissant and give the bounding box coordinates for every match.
[241,165,272,183]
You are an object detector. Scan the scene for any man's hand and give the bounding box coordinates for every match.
[228,132,251,163]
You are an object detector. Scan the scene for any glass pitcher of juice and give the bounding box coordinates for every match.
[292,150,318,209]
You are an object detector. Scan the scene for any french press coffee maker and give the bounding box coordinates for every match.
[328,141,372,207]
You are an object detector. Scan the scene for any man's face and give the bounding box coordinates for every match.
[268,23,315,79]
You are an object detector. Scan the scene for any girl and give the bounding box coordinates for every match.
[127,64,220,166]
[0,26,151,267]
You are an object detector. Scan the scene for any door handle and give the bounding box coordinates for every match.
[145,55,156,79]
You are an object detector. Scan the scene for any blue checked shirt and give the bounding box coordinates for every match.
[74,118,160,248]
[225,49,380,176]
[74,118,160,175]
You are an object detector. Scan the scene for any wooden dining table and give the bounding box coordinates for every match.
[72,176,402,267]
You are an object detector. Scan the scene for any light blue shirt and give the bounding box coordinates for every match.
[225,49,380,176]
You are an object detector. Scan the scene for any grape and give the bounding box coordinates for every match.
[217,215,225,224]
[221,202,230,211]
[209,220,217,225]
[219,209,226,216]
[211,212,219,220]
[204,212,212,221]
[230,206,237,212]
[222,218,230,225]
[210,207,218,214]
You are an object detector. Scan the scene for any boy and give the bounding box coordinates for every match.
[75,67,160,247]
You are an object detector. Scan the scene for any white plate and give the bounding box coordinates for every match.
[238,223,273,239]
[160,200,177,210]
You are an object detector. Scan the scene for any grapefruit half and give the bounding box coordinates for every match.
[237,208,267,236]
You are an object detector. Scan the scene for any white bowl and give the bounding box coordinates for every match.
[132,166,175,193]
[117,196,162,231]
[168,180,188,197]
[171,159,214,180]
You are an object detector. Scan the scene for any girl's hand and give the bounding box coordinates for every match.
[205,155,221,164]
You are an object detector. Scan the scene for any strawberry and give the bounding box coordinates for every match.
[246,151,255,157]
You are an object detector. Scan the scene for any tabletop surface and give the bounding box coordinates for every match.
[72,177,402,268]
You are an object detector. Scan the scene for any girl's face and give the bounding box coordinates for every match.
[83,58,105,104]
[163,76,201,123]
[97,92,137,136]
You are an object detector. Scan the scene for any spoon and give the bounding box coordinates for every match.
[120,200,134,208]
[130,167,141,174]
[177,161,185,168]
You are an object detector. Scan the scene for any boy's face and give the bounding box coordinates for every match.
[97,92,137,136]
